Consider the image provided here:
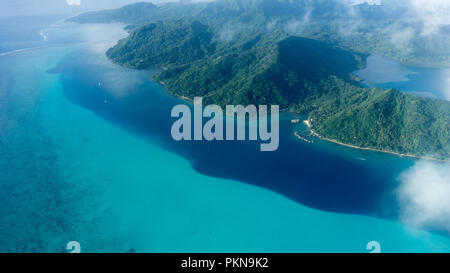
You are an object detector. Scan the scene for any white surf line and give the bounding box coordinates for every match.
[39,12,87,42]
[1,13,84,58]
[0,46,46,57]
[2,11,106,58]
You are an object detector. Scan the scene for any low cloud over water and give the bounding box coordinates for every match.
[397,161,450,234]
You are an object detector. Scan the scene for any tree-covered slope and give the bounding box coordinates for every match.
[70,0,450,67]
[71,1,450,159]
[68,2,160,24]
[107,20,216,68]
[103,18,449,159]
[309,80,450,159]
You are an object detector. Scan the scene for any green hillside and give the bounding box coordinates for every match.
[71,1,450,159]
[107,20,216,68]
[70,0,450,67]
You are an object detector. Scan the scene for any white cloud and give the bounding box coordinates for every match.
[346,0,450,37]
[445,73,450,101]
[266,19,278,32]
[386,25,416,55]
[350,0,382,6]
[218,23,245,42]
[409,0,450,36]
[283,8,312,35]
[397,161,450,233]
[67,0,81,6]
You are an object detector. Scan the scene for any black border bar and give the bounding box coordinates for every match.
[0,253,447,272]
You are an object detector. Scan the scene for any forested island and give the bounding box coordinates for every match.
[69,0,450,160]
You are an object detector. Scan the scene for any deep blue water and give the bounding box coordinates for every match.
[52,48,415,220]
[1,17,450,252]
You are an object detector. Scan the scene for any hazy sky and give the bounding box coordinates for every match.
[0,0,177,18]
[1,0,448,36]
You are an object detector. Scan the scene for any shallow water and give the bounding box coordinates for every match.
[356,54,450,101]
[54,44,417,219]
[0,18,450,252]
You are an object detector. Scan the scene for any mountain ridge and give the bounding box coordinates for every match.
[70,1,450,159]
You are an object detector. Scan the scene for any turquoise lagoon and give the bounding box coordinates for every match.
[0,19,449,253]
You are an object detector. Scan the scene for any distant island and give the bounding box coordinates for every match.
[69,0,450,160]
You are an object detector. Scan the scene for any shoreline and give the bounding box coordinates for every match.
[101,32,447,163]
[157,80,450,163]
[158,78,449,163]
[302,120,449,162]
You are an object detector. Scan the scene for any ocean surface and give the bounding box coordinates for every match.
[0,15,67,54]
[356,54,450,101]
[0,16,449,253]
